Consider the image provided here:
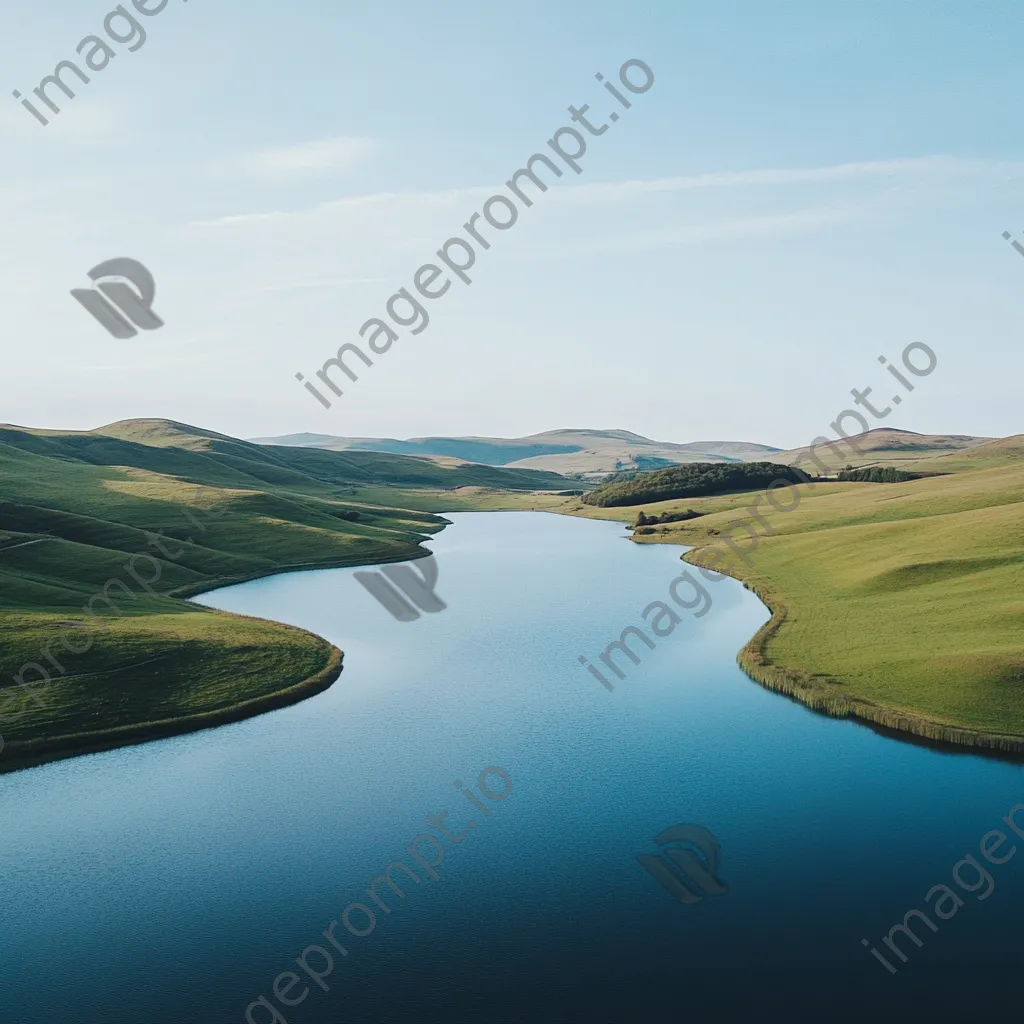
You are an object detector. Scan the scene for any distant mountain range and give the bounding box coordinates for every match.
[768,428,994,470]
[249,428,785,479]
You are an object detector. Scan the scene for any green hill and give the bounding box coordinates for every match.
[0,419,571,771]
[428,433,1024,753]
[618,435,1024,753]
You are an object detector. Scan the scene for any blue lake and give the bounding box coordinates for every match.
[1,511,1021,1022]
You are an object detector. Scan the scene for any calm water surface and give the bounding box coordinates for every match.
[1,512,1021,1022]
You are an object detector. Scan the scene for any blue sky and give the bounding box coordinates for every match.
[1,0,1022,447]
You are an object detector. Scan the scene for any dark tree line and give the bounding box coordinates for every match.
[634,509,703,526]
[582,462,810,508]
[837,467,919,483]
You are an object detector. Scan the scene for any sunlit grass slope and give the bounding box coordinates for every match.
[0,419,572,770]
[630,436,1024,750]
[395,435,1024,751]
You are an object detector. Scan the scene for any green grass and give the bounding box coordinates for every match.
[612,435,1024,752]
[9,416,1021,764]
[407,434,1024,751]
[0,419,572,770]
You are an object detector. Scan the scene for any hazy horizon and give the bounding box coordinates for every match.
[2,2,1022,449]
[0,417,1007,456]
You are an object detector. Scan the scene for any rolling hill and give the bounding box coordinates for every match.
[769,427,992,471]
[564,433,1024,753]
[0,419,573,771]
[394,431,1024,752]
[250,428,783,479]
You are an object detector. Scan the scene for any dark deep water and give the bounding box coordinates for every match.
[1,511,1022,1023]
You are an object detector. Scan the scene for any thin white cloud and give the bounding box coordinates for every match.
[580,205,861,252]
[188,187,493,231]
[214,136,377,181]
[186,155,1019,231]
[485,204,865,265]
[554,155,1022,203]
[190,210,293,229]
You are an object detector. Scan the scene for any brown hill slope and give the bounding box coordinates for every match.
[768,427,992,472]
[251,428,782,479]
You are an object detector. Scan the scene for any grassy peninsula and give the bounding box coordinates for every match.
[0,419,570,771]
[689,435,1024,753]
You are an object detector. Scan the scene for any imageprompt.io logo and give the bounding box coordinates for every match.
[71,258,164,339]
[637,824,728,904]
[355,553,446,622]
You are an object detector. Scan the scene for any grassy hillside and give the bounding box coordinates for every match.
[8,415,1017,765]
[769,427,992,471]
[395,436,1024,752]
[619,436,1024,752]
[88,419,573,491]
[0,419,572,771]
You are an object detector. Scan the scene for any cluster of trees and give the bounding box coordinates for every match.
[836,467,919,483]
[582,462,809,508]
[634,509,702,526]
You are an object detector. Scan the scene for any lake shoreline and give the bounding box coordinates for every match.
[676,544,1024,759]
[0,640,344,776]
[0,539,442,776]
[9,499,1021,774]
[373,499,1024,760]
[485,495,1024,760]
